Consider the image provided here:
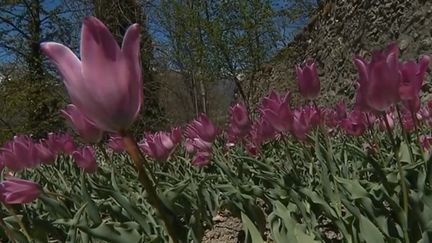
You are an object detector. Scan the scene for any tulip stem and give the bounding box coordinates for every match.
[395,108,415,164]
[382,112,410,243]
[121,134,185,243]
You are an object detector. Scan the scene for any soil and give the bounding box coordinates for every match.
[202,211,244,243]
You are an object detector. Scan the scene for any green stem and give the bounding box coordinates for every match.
[395,107,415,164]
[383,112,410,243]
[121,134,185,243]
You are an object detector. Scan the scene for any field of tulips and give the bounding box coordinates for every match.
[1,17,432,243]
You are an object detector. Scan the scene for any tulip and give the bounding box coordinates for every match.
[399,55,430,112]
[139,128,182,161]
[341,110,367,137]
[0,177,40,204]
[185,115,219,166]
[72,146,98,173]
[295,60,320,99]
[353,43,401,111]
[185,114,219,144]
[0,135,40,171]
[260,91,293,133]
[46,133,76,155]
[192,152,212,167]
[61,104,103,143]
[291,106,321,140]
[420,135,432,151]
[41,17,142,132]
[227,102,251,143]
[107,134,125,153]
[34,141,57,165]
[378,112,395,131]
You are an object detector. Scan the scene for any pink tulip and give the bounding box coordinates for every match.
[341,110,367,137]
[46,133,77,155]
[34,141,57,165]
[378,112,395,131]
[0,177,40,204]
[353,43,401,111]
[192,152,212,167]
[291,106,321,140]
[139,128,182,161]
[420,135,432,151]
[0,135,40,171]
[41,17,142,132]
[260,91,293,133]
[72,146,98,173]
[295,60,320,99]
[185,114,219,144]
[107,134,125,153]
[227,102,251,143]
[185,114,219,166]
[61,104,103,143]
[399,55,430,112]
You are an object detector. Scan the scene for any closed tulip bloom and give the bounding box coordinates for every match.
[227,102,251,143]
[41,17,142,132]
[295,60,320,99]
[399,55,430,112]
[72,146,98,173]
[0,177,41,204]
[61,104,103,143]
[354,43,401,111]
[139,128,182,161]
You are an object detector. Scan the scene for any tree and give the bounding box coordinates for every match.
[0,0,73,140]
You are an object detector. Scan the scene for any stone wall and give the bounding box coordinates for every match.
[252,0,432,106]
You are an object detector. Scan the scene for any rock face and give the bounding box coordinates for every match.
[253,0,432,106]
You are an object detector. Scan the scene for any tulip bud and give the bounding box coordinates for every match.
[295,60,320,99]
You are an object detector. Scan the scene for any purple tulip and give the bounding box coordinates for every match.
[46,133,77,155]
[0,177,41,204]
[0,135,40,171]
[34,141,57,165]
[227,102,251,143]
[260,91,293,133]
[185,114,219,166]
[399,55,430,112]
[139,128,182,161]
[353,43,401,111]
[291,106,321,140]
[295,60,320,99]
[72,146,98,173]
[41,17,142,132]
[341,110,367,137]
[192,151,212,167]
[61,104,103,143]
[107,134,125,153]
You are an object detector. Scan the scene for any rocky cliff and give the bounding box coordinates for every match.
[252,0,432,105]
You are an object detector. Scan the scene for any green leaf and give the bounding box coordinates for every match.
[359,215,385,243]
[241,212,265,243]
